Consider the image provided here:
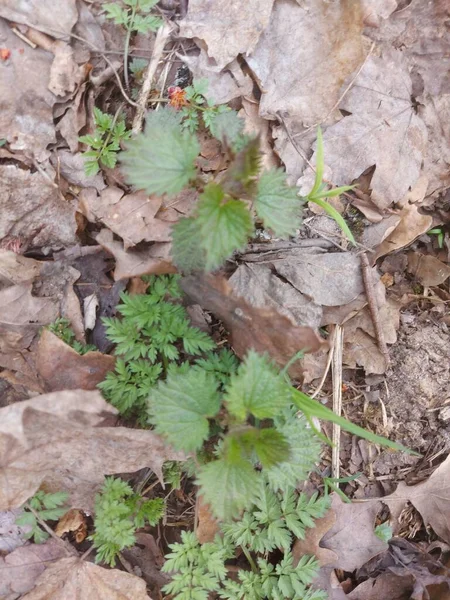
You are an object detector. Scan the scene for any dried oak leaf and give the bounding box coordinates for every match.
[1,164,78,249]
[293,509,337,567]
[179,0,274,70]
[21,556,151,600]
[247,0,364,127]
[318,51,427,209]
[407,253,450,287]
[36,329,116,392]
[384,454,450,545]
[320,494,388,572]
[0,390,185,511]
[181,274,327,378]
[96,228,175,280]
[0,539,67,598]
[80,187,172,249]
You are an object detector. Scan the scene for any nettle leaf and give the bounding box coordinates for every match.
[196,183,253,270]
[208,110,245,149]
[121,108,200,196]
[148,369,221,452]
[225,351,291,422]
[171,216,207,272]
[255,168,303,237]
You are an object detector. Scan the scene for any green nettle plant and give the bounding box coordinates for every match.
[162,484,330,600]
[16,491,69,544]
[47,318,96,355]
[79,107,131,176]
[177,79,233,133]
[90,476,165,567]
[120,100,355,273]
[98,274,238,420]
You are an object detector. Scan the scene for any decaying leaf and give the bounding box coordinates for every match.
[1,164,78,249]
[348,572,414,600]
[196,496,220,544]
[247,0,364,126]
[318,51,427,208]
[179,0,274,70]
[21,556,151,600]
[238,98,278,172]
[0,1,78,39]
[0,250,43,288]
[374,203,433,259]
[0,390,185,510]
[55,509,87,543]
[407,253,450,287]
[384,454,450,545]
[36,329,116,392]
[96,229,175,280]
[293,509,338,567]
[320,494,388,571]
[80,187,173,249]
[181,274,327,378]
[0,539,67,598]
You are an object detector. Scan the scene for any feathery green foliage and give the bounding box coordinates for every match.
[16,491,69,544]
[79,107,131,176]
[46,318,96,355]
[90,477,164,567]
[179,78,233,134]
[103,0,162,33]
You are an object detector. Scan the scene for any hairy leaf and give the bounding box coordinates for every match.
[171,216,207,272]
[255,168,302,237]
[208,110,245,148]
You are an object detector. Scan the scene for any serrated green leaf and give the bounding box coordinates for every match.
[121,108,200,196]
[255,169,302,237]
[208,110,244,147]
[148,369,221,452]
[103,3,127,24]
[171,216,207,272]
[84,159,100,176]
[225,351,290,422]
[41,491,69,509]
[196,183,253,270]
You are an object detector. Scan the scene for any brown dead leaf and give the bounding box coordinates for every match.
[319,50,427,208]
[348,573,414,600]
[196,496,220,544]
[1,164,78,249]
[55,509,87,543]
[21,556,151,600]
[362,215,402,250]
[179,0,274,70]
[181,274,327,378]
[122,533,168,593]
[384,454,450,545]
[36,329,116,392]
[49,40,85,96]
[320,494,388,571]
[53,150,106,191]
[374,203,433,259]
[0,250,43,288]
[238,99,278,172]
[0,1,78,39]
[293,509,338,567]
[80,187,172,248]
[247,0,364,127]
[0,539,67,598]
[96,228,176,280]
[407,253,450,287]
[56,83,88,152]
[0,390,185,510]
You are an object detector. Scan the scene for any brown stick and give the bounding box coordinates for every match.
[360,253,390,368]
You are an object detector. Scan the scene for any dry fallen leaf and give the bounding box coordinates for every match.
[0,539,67,598]
[181,274,327,378]
[407,253,450,287]
[55,509,87,543]
[247,0,364,127]
[347,572,414,600]
[36,329,116,392]
[96,228,176,280]
[384,454,450,545]
[179,0,274,70]
[320,494,388,572]
[122,533,168,593]
[238,98,278,172]
[80,187,173,248]
[21,556,152,600]
[374,203,433,259]
[0,390,185,510]
[196,496,220,544]
[293,509,337,567]
[0,250,43,288]
[0,1,78,39]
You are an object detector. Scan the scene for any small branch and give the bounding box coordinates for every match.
[360,253,390,368]
[331,325,343,480]
[26,504,77,556]
[132,22,173,135]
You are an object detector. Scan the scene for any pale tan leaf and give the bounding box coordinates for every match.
[292,510,337,567]
[344,329,386,375]
[238,99,278,172]
[21,557,152,600]
[55,509,87,541]
[36,330,116,392]
[0,251,43,288]
[407,253,450,287]
[0,0,77,39]
[179,0,274,70]
[196,496,219,544]
[49,41,85,97]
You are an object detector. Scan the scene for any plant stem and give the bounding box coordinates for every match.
[123,4,138,90]
[242,546,258,573]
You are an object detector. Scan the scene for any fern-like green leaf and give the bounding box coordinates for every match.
[196,183,253,270]
[148,369,221,452]
[121,108,200,196]
[255,168,302,237]
[225,351,290,422]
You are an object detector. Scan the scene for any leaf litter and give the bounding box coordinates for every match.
[1,0,450,598]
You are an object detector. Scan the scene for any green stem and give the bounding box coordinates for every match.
[242,546,258,573]
[123,4,138,90]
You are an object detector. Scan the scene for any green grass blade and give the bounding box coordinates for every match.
[307,196,356,245]
[291,388,419,455]
[310,126,324,197]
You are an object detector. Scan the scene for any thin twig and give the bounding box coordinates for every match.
[132,22,173,134]
[11,26,36,47]
[26,504,77,556]
[360,252,390,368]
[331,325,343,480]
[310,327,337,399]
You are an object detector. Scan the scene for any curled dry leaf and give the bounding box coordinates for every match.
[21,556,151,600]
[179,0,274,70]
[80,187,173,249]
[36,329,116,392]
[374,203,433,259]
[55,509,87,543]
[0,389,185,511]
[196,496,220,544]
[96,228,176,280]
[0,250,43,288]
[407,253,450,287]
[181,274,327,378]
[0,539,67,598]
[247,0,364,126]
